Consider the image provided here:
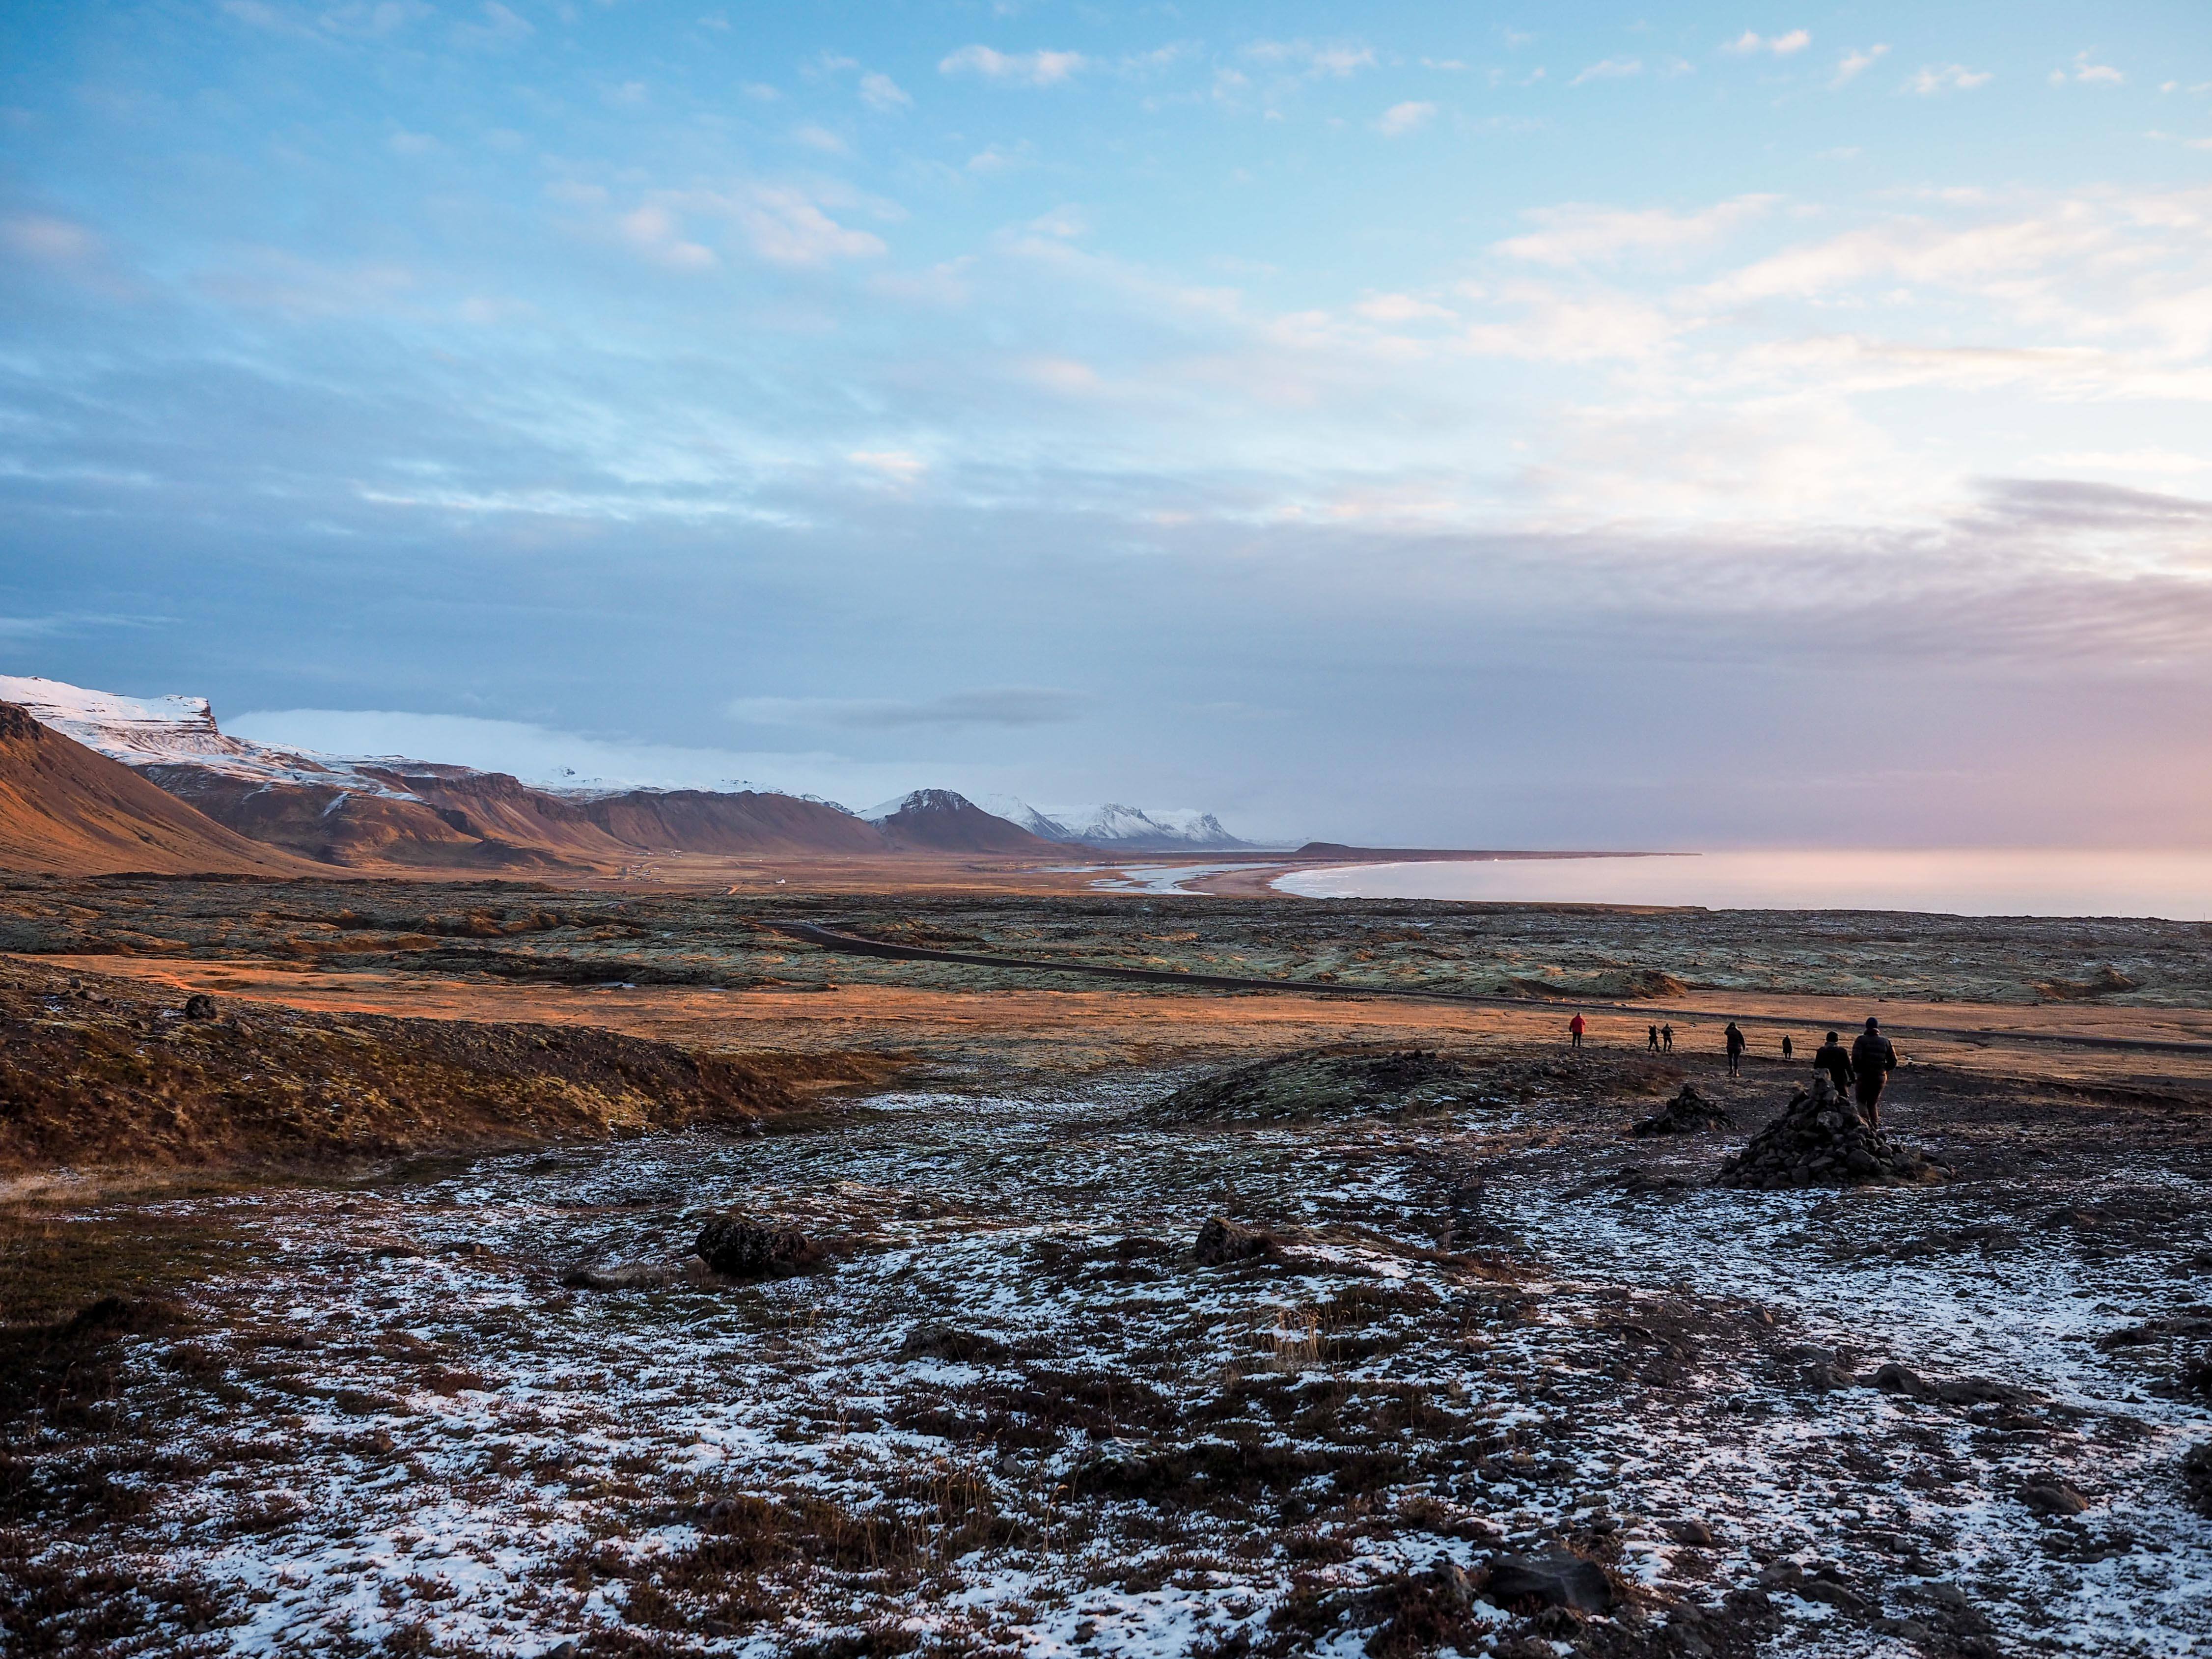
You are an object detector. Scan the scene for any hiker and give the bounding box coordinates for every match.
[1813,1030,1854,1096]
[1569,1013,1585,1050]
[1852,1016,1899,1132]
[1660,1023,1674,1053]
[1781,1034,1794,1061]
[1647,1023,1661,1053]
[1724,1021,1745,1078]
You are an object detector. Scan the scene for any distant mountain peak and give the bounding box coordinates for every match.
[977,794,1254,851]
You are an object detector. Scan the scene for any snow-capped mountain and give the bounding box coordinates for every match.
[976,796,1255,851]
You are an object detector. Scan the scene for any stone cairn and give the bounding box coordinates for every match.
[1715,1074,1947,1188]
[1631,1083,1735,1136]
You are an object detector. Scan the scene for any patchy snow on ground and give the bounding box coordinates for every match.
[12,1077,2210,1657]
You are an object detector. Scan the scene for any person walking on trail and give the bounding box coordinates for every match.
[1647,1024,1661,1053]
[1724,1021,1746,1077]
[1781,1034,1795,1061]
[1813,1030,1854,1097]
[1569,1013,1585,1050]
[1852,1016,1899,1132]
[1660,1023,1674,1053]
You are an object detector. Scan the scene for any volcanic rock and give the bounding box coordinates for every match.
[1632,1083,1734,1136]
[1153,1047,1470,1125]
[1193,1216,1272,1266]
[1714,1074,1947,1188]
[1482,1550,1614,1613]
[694,1217,816,1279]
[2018,1480,2090,1517]
[183,993,217,1021]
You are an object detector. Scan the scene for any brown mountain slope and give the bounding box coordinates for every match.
[872,790,1061,855]
[570,789,890,857]
[0,703,331,878]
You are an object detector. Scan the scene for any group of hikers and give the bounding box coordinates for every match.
[1566,1011,1900,1128]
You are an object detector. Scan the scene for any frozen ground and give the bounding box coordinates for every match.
[7,1066,2210,1658]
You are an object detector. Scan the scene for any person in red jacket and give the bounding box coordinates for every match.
[1569,1013,1585,1049]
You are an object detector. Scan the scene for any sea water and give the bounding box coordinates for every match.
[1273,848,2212,921]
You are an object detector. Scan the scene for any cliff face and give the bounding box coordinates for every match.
[0,703,330,877]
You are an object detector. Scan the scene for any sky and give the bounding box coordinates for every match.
[3,1,2210,847]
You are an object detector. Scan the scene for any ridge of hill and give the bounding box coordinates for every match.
[0,677,888,869]
[0,702,332,877]
[863,789,1063,855]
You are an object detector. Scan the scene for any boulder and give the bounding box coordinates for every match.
[183,993,217,1020]
[1482,1550,1613,1614]
[1715,1075,1948,1188]
[2018,1481,2089,1517]
[1192,1216,1272,1267]
[693,1217,816,1279]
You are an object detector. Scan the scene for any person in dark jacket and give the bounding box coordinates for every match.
[1781,1034,1794,1061]
[1723,1021,1745,1077]
[1813,1031,1854,1095]
[1660,1023,1674,1053]
[1851,1017,1898,1130]
[1647,1023,1661,1053]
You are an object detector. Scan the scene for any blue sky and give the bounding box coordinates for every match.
[3,1,2211,845]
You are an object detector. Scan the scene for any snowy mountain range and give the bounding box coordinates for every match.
[0,676,1268,860]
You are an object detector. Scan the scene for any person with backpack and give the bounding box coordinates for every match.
[1813,1030,1854,1096]
[1724,1021,1746,1078]
[1647,1023,1661,1053]
[1851,1017,1899,1131]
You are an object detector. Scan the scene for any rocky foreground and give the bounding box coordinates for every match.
[4,1041,2208,1658]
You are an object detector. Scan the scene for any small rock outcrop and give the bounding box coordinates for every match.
[1193,1216,1272,1266]
[1482,1550,1614,1613]
[182,993,218,1020]
[1153,1048,1469,1125]
[1631,1084,1734,1136]
[694,1217,816,1279]
[1715,1075,1947,1188]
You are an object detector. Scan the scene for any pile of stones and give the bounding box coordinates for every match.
[1715,1075,1948,1188]
[1631,1083,1735,1136]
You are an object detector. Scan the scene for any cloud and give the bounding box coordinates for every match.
[1,213,100,265]
[1497,195,1777,266]
[858,71,912,111]
[1354,292,1457,323]
[1571,58,1642,86]
[1909,64,1994,94]
[617,204,716,271]
[938,45,1086,87]
[452,0,532,49]
[1375,101,1436,137]
[1723,29,1810,56]
[728,689,1086,728]
[1241,40,1377,80]
[1832,44,1888,85]
[792,123,847,154]
[719,188,886,266]
[2056,52,2124,86]
[849,450,927,482]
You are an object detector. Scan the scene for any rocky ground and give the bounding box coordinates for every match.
[4,1036,2209,1659]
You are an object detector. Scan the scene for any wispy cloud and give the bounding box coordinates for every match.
[1722,29,1810,56]
[858,71,912,111]
[728,689,1085,728]
[1831,44,1888,86]
[1375,101,1436,137]
[1909,64,1994,95]
[1571,58,1642,86]
[1241,39,1377,80]
[2052,52,2124,87]
[1497,195,1776,265]
[938,45,1086,87]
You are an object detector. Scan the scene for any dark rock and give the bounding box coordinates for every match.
[1483,1550,1613,1613]
[1427,1552,1473,1612]
[183,993,218,1020]
[1153,1046,1470,1124]
[898,1325,1010,1364]
[1715,1074,1948,1188]
[2018,1481,2090,1517]
[1632,1084,1735,1136]
[1873,1362,1929,1397]
[693,1217,816,1279]
[1666,1519,1714,1547]
[2183,1442,2212,1518]
[561,1260,683,1292]
[1193,1216,1272,1266]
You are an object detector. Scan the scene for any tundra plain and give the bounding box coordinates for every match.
[3,872,2209,1659]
